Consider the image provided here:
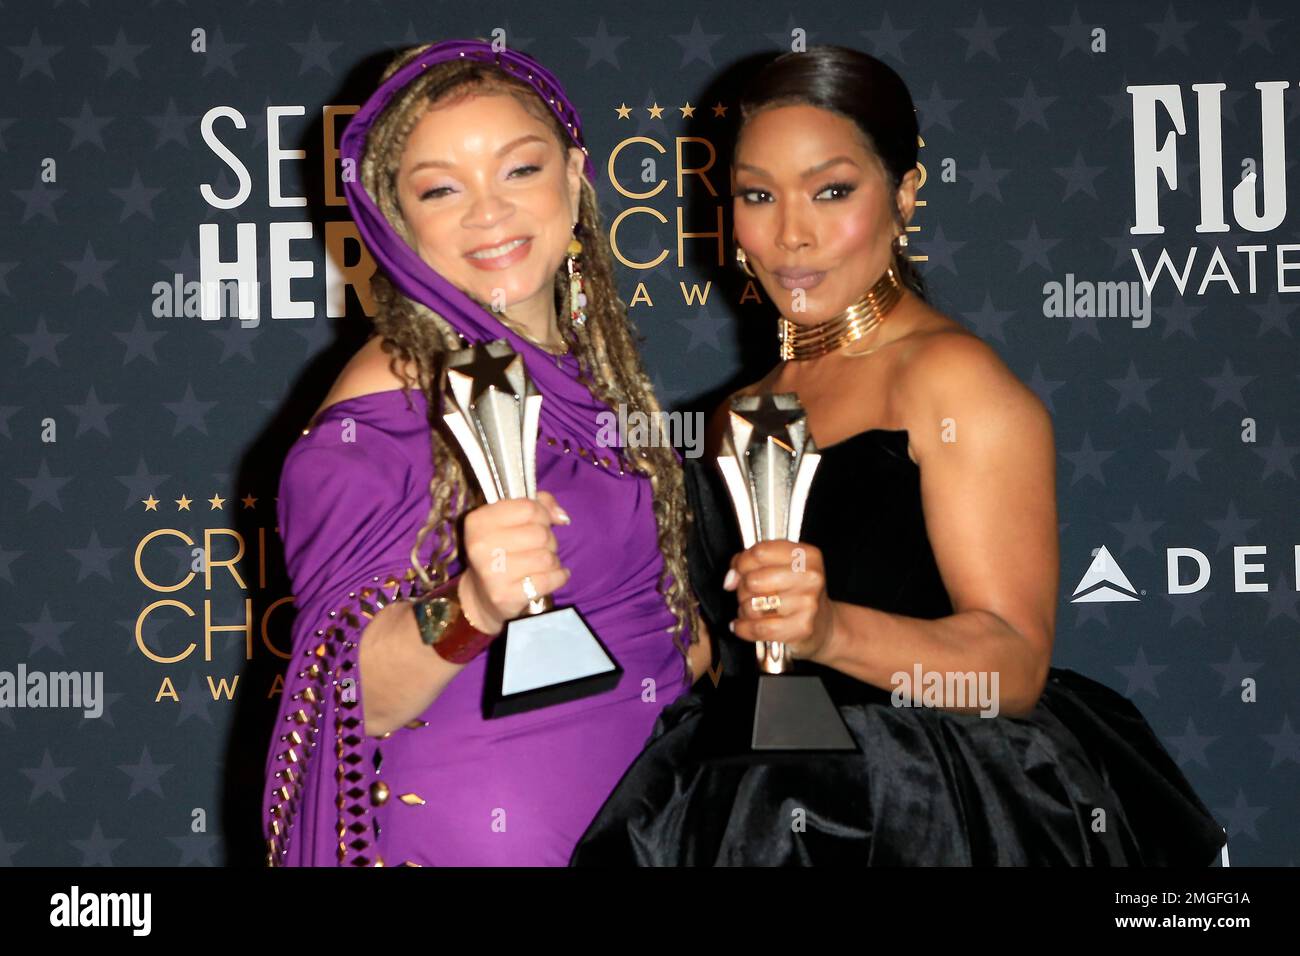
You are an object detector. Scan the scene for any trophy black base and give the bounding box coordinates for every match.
[481,605,623,719]
[694,671,859,762]
[752,674,857,751]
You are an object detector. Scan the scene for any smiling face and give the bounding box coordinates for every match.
[395,91,585,325]
[732,103,918,325]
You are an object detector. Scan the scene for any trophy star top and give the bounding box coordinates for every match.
[448,348,523,406]
[729,393,810,457]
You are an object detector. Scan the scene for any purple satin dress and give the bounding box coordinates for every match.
[261,357,691,866]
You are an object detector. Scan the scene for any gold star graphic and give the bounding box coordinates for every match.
[142,495,159,512]
[679,102,695,118]
[712,102,728,118]
[647,102,664,119]
[241,493,258,509]
[615,103,631,119]
[176,495,192,511]
[208,494,225,510]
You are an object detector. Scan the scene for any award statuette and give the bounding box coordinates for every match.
[717,393,857,751]
[441,340,621,718]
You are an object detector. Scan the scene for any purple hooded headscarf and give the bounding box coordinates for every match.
[337,39,619,460]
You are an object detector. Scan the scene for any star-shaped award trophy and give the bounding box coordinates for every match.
[442,340,621,718]
[716,393,857,751]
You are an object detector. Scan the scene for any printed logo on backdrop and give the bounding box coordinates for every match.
[1044,79,1297,328]
[158,100,933,324]
[1127,81,1296,298]
[133,502,294,706]
[155,61,1298,333]
[1072,545,1142,603]
[151,103,368,325]
[141,98,355,705]
[1072,543,1300,603]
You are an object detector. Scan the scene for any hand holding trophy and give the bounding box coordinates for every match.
[717,393,856,751]
[442,340,621,718]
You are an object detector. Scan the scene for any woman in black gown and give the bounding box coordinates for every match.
[570,46,1226,866]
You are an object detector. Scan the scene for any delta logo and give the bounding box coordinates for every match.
[1071,543,1299,603]
[1072,545,1142,603]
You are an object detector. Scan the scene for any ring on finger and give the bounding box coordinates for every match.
[750,594,781,615]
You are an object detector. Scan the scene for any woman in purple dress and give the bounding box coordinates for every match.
[261,40,709,866]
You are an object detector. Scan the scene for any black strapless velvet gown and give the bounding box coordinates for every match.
[570,429,1226,865]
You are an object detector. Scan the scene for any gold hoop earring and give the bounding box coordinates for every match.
[735,247,756,278]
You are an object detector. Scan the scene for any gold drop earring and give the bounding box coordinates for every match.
[567,223,587,327]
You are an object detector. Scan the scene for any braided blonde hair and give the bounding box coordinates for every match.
[359,45,700,681]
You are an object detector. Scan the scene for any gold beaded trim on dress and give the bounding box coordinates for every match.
[265,568,431,868]
[542,435,644,475]
[301,425,642,476]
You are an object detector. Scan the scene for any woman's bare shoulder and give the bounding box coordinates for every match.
[899,322,1034,401]
[312,336,416,421]
[895,318,1051,453]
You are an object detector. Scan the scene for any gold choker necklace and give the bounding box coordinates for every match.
[778,265,905,361]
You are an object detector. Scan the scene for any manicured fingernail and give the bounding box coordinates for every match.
[723,569,738,590]
[555,506,571,525]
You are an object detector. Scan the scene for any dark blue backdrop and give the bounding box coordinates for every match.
[1,1,1296,865]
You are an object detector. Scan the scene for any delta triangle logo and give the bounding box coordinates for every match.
[1071,544,1141,603]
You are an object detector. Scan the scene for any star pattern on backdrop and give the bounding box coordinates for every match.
[1,0,1293,868]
